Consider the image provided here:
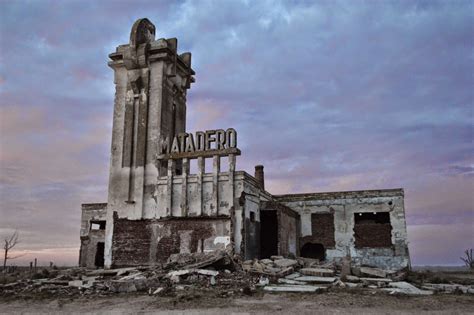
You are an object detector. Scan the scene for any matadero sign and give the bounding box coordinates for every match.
[157,128,240,159]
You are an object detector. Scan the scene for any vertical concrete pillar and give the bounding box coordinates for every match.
[228,154,236,208]
[167,159,175,216]
[197,157,205,216]
[212,155,220,216]
[181,158,189,217]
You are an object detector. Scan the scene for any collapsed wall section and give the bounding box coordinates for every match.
[111,213,231,267]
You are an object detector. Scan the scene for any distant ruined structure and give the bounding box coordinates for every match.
[79,19,410,270]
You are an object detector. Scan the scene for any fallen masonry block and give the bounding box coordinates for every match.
[195,269,219,277]
[360,277,392,283]
[300,268,335,277]
[270,256,284,260]
[383,282,433,296]
[264,285,326,293]
[278,278,306,285]
[360,267,387,278]
[273,259,298,268]
[294,276,336,284]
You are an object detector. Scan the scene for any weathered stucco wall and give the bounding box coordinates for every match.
[79,203,107,268]
[275,189,410,270]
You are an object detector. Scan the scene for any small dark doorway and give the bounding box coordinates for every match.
[300,243,326,260]
[95,242,105,268]
[260,210,278,258]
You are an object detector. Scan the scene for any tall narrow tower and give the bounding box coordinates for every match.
[104,19,194,266]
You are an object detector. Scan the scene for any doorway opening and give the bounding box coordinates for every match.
[260,210,278,258]
[300,243,326,260]
[95,242,105,268]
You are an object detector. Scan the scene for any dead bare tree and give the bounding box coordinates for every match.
[3,230,22,271]
[460,248,473,269]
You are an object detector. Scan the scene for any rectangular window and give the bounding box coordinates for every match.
[90,220,106,230]
[353,212,392,248]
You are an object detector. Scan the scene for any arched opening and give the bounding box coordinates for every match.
[300,243,325,260]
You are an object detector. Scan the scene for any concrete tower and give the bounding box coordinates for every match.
[104,19,194,266]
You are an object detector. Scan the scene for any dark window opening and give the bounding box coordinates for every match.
[91,220,106,230]
[250,211,255,222]
[354,212,392,248]
[260,210,278,258]
[310,213,336,248]
[354,212,390,224]
[300,243,326,260]
[95,242,105,268]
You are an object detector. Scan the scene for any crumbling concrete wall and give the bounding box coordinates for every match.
[238,173,274,260]
[275,189,410,270]
[112,214,231,267]
[79,203,107,268]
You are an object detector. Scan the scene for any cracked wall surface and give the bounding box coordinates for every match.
[275,189,410,270]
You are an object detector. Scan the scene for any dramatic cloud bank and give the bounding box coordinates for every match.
[0,0,472,266]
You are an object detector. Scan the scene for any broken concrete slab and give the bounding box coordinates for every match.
[263,285,325,293]
[383,282,433,296]
[294,276,336,284]
[285,272,301,279]
[273,259,298,268]
[300,268,334,277]
[270,256,284,260]
[360,267,387,278]
[260,259,273,265]
[119,272,144,281]
[360,277,392,283]
[278,278,307,285]
[195,269,219,277]
[167,270,191,278]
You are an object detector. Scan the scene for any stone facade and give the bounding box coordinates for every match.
[79,18,410,271]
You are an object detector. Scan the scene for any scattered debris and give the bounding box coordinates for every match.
[1,252,471,299]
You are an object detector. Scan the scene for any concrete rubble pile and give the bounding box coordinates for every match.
[2,252,473,297]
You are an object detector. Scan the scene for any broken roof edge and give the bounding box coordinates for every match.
[274,188,404,201]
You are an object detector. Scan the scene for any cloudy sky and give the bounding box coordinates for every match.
[0,0,472,266]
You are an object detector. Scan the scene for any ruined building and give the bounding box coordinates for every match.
[79,19,410,271]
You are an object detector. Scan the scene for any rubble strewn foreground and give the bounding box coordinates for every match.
[1,251,473,299]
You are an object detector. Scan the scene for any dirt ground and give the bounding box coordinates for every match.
[1,289,473,315]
